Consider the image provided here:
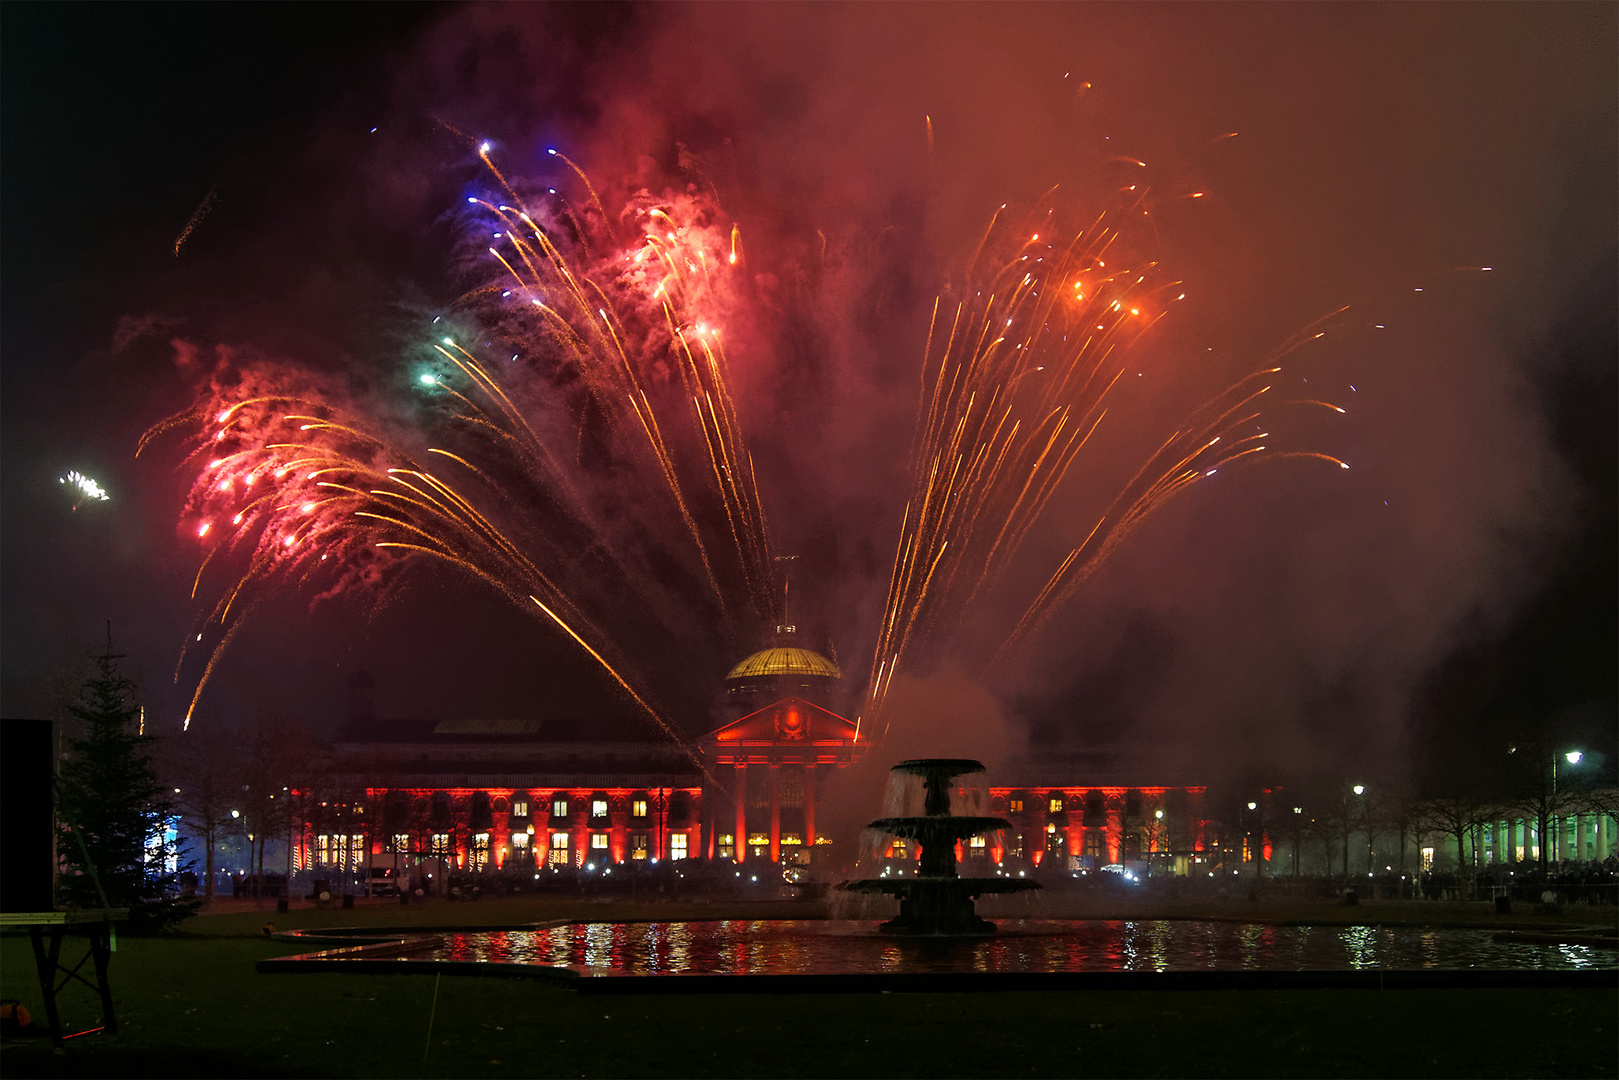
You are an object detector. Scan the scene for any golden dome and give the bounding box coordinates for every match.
[726,647,842,680]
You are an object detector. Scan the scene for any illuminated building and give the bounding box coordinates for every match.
[289,654,1221,884]
[701,626,862,865]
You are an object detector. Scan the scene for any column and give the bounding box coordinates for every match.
[1575,814,1588,862]
[803,766,817,863]
[769,762,781,864]
[492,801,511,870]
[1105,804,1123,865]
[734,765,748,864]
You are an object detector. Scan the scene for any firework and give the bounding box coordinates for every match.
[60,469,111,509]
[173,187,218,256]
[861,194,1349,738]
[147,144,772,758]
[461,142,775,623]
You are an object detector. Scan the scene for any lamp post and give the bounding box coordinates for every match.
[1550,750,1585,864]
[1291,807,1303,879]
[1341,786,1365,882]
[1152,808,1165,876]
[1246,801,1264,881]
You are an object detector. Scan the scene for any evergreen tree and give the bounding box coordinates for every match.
[56,640,198,932]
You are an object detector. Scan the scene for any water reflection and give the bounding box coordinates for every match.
[421,920,1612,976]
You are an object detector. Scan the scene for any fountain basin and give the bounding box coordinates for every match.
[841,876,1042,935]
[258,919,1616,991]
[846,758,1042,932]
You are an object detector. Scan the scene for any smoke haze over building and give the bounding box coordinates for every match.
[2,4,1613,797]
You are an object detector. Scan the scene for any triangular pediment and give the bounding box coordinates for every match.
[703,696,859,746]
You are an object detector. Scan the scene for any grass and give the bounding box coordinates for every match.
[2,895,1614,1079]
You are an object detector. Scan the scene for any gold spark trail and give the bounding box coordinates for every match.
[864,193,1353,740]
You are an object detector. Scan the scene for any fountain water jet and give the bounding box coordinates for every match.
[839,759,1041,935]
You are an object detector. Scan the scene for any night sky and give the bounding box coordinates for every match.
[3,4,1612,795]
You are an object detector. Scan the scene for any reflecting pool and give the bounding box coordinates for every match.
[403,920,1612,976]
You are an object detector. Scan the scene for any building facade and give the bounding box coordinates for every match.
[286,637,1222,886]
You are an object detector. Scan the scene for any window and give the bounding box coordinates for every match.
[1008,798,1024,814]
[591,799,609,819]
[670,834,688,860]
[630,833,649,860]
[631,798,648,818]
[388,833,410,854]
[552,798,569,818]
[590,832,609,851]
[968,835,986,851]
[1048,795,1064,813]
[718,833,734,859]
[472,832,491,870]
[429,833,450,857]
[548,832,570,866]
[347,834,365,869]
[890,839,908,859]
[511,800,529,818]
[511,832,529,850]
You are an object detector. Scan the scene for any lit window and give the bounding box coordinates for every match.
[512,800,529,818]
[1009,799,1024,814]
[631,833,649,860]
[890,839,908,859]
[429,833,450,856]
[591,799,609,819]
[670,834,688,860]
[969,835,986,850]
[472,832,490,870]
[511,832,529,850]
[548,832,570,866]
[389,833,410,854]
[632,798,648,818]
[590,832,609,851]
[1049,796,1064,813]
[552,798,569,818]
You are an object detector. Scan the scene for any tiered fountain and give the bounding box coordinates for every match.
[840,758,1041,935]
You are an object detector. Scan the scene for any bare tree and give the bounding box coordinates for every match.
[1413,797,1490,893]
[236,713,312,899]
[161,720,240,904]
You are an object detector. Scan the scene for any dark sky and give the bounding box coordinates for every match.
[3,3,1613,793]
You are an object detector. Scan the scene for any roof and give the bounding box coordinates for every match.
[726,646,842,680]
[703,696,860,744]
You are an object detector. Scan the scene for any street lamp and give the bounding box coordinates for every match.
[1551,749,1586,862]
[1246,802,1262,881]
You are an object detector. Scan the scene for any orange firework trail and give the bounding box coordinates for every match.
[861,195,1350,739]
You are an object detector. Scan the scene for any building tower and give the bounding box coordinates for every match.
[701,626,863,867]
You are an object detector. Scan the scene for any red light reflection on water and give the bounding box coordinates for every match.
[428,921,1612,976]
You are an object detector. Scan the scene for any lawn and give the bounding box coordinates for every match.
[2,897,1614,1078]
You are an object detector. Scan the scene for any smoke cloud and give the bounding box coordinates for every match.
[3,5,1611,797]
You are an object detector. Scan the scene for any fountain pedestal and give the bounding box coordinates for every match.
[840,758,1040,936]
